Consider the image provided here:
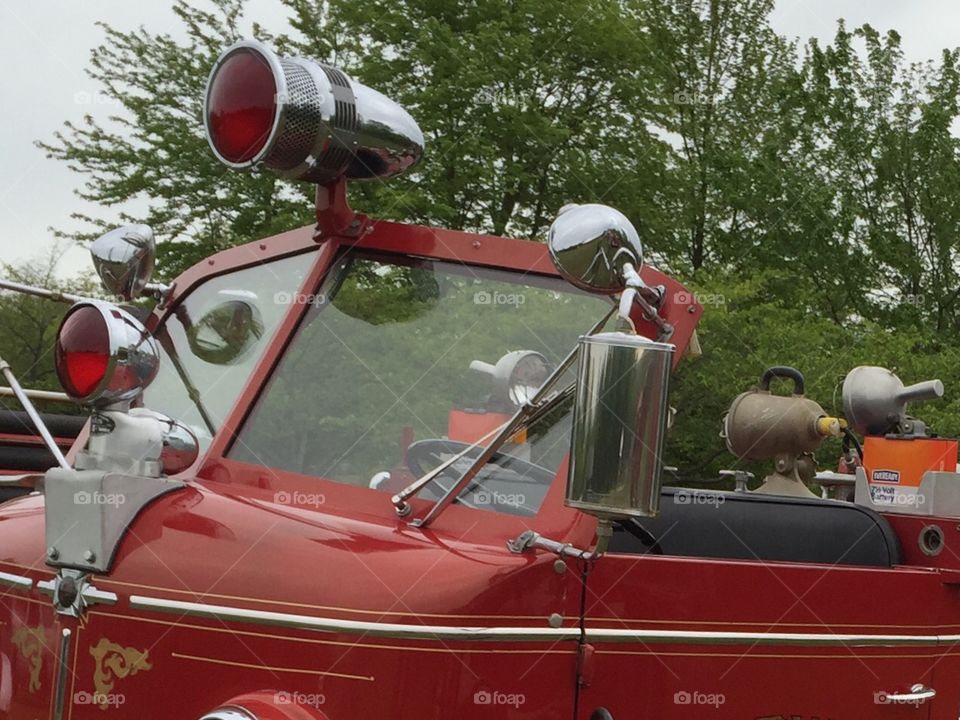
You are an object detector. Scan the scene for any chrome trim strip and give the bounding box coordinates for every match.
[53,628,71,720]
[129,595,943,647]
[81,586,119,606]
[0,570,33,591]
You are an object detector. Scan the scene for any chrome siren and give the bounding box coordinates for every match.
[204,39,424,184]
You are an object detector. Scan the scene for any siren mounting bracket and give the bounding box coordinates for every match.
[314,179,369,241]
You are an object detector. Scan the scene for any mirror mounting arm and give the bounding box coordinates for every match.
[143,282,173,305]
[507,522,613,561]
[0,278,89,305]
[618,263,673,341]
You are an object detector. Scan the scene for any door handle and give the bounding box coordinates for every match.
[880,684,936,704]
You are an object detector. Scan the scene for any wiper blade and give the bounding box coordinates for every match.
[393,304,615,526]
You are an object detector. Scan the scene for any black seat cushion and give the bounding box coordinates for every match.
[609,486,902,567]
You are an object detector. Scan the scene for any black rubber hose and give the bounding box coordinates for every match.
[842,426,864,461]
[0,445,62,471]
[0,409,84,438]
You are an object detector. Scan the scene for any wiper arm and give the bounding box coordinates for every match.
[394,304,615,526]
[391,420,510,517]
[156,331,217,437]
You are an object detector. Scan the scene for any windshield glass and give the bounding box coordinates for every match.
[142,252,315,450]
[228,251,609,515]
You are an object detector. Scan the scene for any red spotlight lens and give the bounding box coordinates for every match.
[206,48,278,164]
[55,306,110,399]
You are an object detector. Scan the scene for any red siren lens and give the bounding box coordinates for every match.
[207,48,278,163]
[56,306,110,398]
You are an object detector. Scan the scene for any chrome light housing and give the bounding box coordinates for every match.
[199,690,330,719]
[199,711,256,720]
[204,39,424,183]
[54,301,159,408]
[89,224,157,301]
[129,408,200,475]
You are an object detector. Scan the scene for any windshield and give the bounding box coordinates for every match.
[228,251,609,515]
[142,252,315,450]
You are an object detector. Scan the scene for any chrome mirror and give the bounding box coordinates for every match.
[184,293,264,365]
[547,204,644,294]
[548,203,672,339]
[566,332,674,518]
[90,224,157,301]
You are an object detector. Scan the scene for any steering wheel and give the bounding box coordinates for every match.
[405,439,554,503]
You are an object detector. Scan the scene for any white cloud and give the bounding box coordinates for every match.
[770,0,960,63]
[0,0,284,279]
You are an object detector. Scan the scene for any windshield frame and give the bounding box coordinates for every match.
[147,225,336,475]
[185,219,602,533]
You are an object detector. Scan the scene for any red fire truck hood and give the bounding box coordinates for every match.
[0,481,574,623]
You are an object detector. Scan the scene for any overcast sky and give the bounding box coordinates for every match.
[1,0,958,279]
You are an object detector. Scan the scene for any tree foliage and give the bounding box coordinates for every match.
[30,0,960,481]
[0,251,98,416]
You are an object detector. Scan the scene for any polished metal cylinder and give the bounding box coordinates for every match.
[566,332,674,518]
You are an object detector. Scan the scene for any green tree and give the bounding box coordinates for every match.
[798,24,960,332]
[0,250,96,413]
[284,0,673,241]
[40,0,679,277]
[626,0,802,273]
[37,0,315,280]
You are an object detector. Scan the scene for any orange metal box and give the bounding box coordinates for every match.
[864,436,958,488]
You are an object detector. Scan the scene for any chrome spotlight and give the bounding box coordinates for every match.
[90,224,155,300]
[54,301,159,408]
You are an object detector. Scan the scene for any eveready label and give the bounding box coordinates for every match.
[872,469,901,484]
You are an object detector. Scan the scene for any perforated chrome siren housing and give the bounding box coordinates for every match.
[204,39,425,183]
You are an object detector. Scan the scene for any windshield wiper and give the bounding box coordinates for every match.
[391,304,615,525]
[156,331,217,437]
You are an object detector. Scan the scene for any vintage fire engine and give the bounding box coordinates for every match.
[3,39,960,719]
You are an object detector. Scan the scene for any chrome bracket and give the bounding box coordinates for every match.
[38,569,118,618]
[506,530,599,561]
[44,466,184,573]
[619,263,673,341]
[508,520,613,561]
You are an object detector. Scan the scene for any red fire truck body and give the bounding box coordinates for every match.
[1,37,959,720]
